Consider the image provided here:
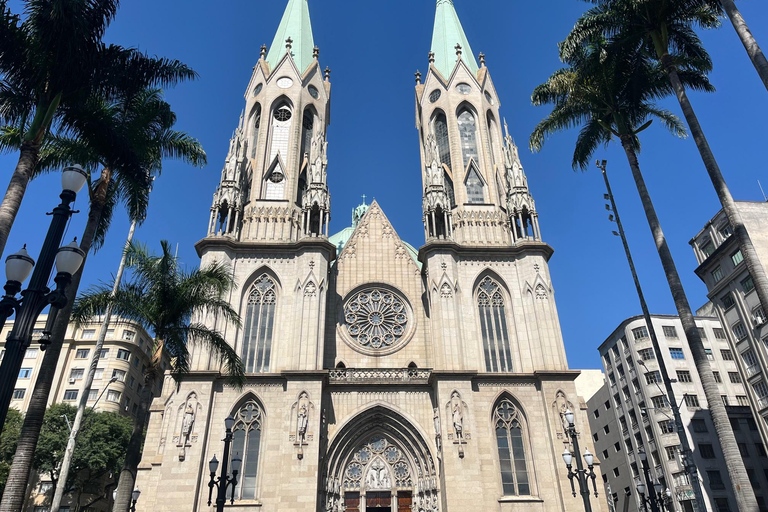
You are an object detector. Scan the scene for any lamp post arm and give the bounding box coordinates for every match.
[569,424,593,512]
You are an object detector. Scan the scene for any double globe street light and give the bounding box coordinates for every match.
[208,415,243,512]
[0,165,88,429]
[561,409,599,512]
[637,448,673,512]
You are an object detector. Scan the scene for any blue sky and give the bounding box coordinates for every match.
[3,0,767,371]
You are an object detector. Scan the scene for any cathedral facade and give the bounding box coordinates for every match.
[134,1,603,511]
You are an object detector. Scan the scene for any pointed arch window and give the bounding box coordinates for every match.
[269,103,292,163]
[264,165,285,200]
[487,111,498,166]
[250,104,262,159]
[433,112,452,172]
[242,275,277,373]
[494,398,531,496]
[465,165,485,204]
[477,276,513,372]
[300,109,314,163]
[230,400,263,500]
[457,109,479,168]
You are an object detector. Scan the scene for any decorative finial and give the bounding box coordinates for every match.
[324,67,331,81]
[286,37,293,51]
[479,53,486,67]
[455,44,462,59]
[260,45,267,58]
[428,51,435,64]
[313,46,319,59]
[415,70,422,84]
[362,194,367,205]
[503,118,510,138]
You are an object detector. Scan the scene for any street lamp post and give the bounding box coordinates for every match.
[0,165,88,429]
[562,409,598,512]
[208,416,242,512]
[636,481,673,512]
[638,449,660,512]
[129,488,141,512]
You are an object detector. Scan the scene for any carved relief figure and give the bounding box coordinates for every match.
[452,402,463,439]
[290,391,314,445]
[297,404,309,440]
[181,403,195,436]
[365,459,391,490]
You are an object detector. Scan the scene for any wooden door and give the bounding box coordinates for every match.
[366,491,391,508]
[345,492,361,512]
[397,491,413,512]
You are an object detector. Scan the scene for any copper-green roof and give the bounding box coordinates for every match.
[266,0,315,74]
[431,0,479,79]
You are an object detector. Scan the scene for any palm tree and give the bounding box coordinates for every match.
[72,240,245,512]
[0,0,196,258]
[536,30,757,511]
[562,1,768,396]
[0,90,206,512]
[715,0,768,91]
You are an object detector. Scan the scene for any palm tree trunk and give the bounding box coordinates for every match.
[660,53,768,338]
[719,0,768,92]
[619,135,758,512]
[0,141,41,258]
[0,172,109,512]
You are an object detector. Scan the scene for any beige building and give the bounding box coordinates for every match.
[134,1,604,511]
[689,201,768,448]
[588,314,768,512]
[0,315,159,512]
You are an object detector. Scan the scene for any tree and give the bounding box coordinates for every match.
[557,6,760,508]
[0,90,206,512]
[0,0,196,258]
[0,408,22,494]
[72,240,244,512]
[34,403,132,511]
[714,0,768,91]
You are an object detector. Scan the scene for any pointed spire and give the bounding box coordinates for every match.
[430,0,479,78]
[266,0,316,74]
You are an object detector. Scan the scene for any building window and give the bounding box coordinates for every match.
[81,329,95,339]
[698,327,707,340]
[230,400,264,500]
[116,349,130,361]
[614,442,621,452]
[739,443,750,457]
[75,348,89,359]
[699,444,715,459]
[721,349,734,361]
[112,369,126,382]
[632,326,649,341]
[730,418,741,430]
[651,396,669,409]
[722,395,729,406]
[731,250,744,266]
[684,394,700,408]
[714,327,727,340]
[705,349,715,361]
[719,224,733,238]
[712,267,724,283]
[658,420,675,434]
[477,276,513,372]
[300,109,314,164]
[25,348,38,359]
[457,109,479,169]
[713,370,721,382]
[106,390,121,403]
[613,468,620,477]
[662,326,678,338]
[465,165,485,204]
[93,368,103,380]
[748,468,760,489]
[729,372,742,384]
[701,241,714,257]
[63,389,78,401]
[757,443,767,457]
[754,305,766,325]
[604,425,610,435]
[69,368,84,380]
[242,274,277,373]
[732,322,749,341]
[692,419,708,433]
[87,389,98,401]
[677,370,692,383]
[669,347,684,360]
[39,481,53,494]
[18,368,31,379]
[743,275,755,294]
[645,371,662,385]
[122,330,135,341]
[737,396,750,406]
[707,470,725,491]
[638,348,656,361]
[722,294,736,310]
[12,389,25,400]
[433,112,452,172]
[665,445,678,461]
[593,410,599,419]
[99,348,109,359]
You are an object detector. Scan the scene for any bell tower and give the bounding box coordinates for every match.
[207,0,331,243]
[415,0,540,245]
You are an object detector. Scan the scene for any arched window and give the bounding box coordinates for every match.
[230,400,264,500]
[465,165,485,204]
[269,103,292,163]
[250,104,262,159]
[242,274,277,373]
[300,109,314,163]
[433,112,452,172]
[494,397,531,496]
[457,109,479,168]
[477,276,513,372]
[487,111,498,166]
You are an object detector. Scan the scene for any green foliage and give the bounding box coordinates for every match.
[34,403,132,495]
[0,408,23,493]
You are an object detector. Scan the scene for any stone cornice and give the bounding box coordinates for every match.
[418,239,554,265]
[195,236,336,259]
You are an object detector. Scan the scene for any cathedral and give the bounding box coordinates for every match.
[134,1,603,511]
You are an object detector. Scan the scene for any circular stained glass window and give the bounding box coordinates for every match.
[274,106,292,122]
[429,89,441,103]
[308,85,319,99]
[342,287,411,353]
[456,83,472,94]
[253,83,263,96]
[484,91,494,104]
[277,77,293,89]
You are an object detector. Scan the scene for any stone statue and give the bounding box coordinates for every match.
[181,403,195,436]
[433,407,441,436]
[366,459,391,489]
[452,402,464,439]
[297,403,309,440]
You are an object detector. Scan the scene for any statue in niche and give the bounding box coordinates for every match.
[181,403,195,436]
[452,402,464,439]
[424,133,444,188]
[553,390,575,440]
[433,407,442,455]
[290,391,314,456]
[446,391,470,453]
[297,403,309,441]
[176,392,201,461]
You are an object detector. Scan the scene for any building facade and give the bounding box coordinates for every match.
[588,314,768,512]
[689,201,768,447]
[0,315,159,512]
[134,1,603,511]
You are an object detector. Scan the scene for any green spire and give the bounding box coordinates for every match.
[430,0,479,79]
[266,0,316,74]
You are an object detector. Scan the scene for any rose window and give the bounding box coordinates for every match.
[343,288,409,351]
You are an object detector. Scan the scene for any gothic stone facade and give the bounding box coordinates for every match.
[134,1,604,511]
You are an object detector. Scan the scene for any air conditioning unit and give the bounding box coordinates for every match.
[69,378,76,384]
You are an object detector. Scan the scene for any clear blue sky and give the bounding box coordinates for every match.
[3,0,767,371]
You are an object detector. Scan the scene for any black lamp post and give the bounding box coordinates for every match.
[208,415,242,512]
[562,409,598,512]
[638,449,660,512]
[129,488,141,512]
[636,481,673,512]
[0,165,88,429]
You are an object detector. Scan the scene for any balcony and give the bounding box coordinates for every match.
[758,396,768,410]
[746,365,761,378]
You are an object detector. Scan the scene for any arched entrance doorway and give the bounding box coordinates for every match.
[323,407,439,512]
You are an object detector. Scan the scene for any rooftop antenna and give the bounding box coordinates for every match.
[759,180,767,202]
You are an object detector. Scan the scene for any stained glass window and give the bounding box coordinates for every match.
[433,113,452,172]
[465,166,484,204]
[477,276,513,372]
[230,400,263,500]
[494,398,530,496]
[457,110,479,168]
[250,104,261,159]
[300,110,314,162]
[242,275,277,372]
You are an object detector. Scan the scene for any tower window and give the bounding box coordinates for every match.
[494,397,531,496]
[457,110,479,168]
[300,110,314,163]
[250,104,262,159]
[433,112,452,172]
[465,166,484,204]
[477,276,513,372]
[242,275,277,373]
[274,107,291,122]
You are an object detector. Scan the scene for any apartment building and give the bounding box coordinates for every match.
[588,314,768,512]
[690,201,768,447]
